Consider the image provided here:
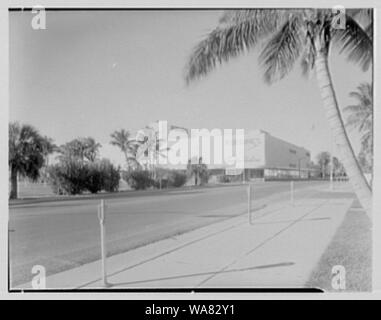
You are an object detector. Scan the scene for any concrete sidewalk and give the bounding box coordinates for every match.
[16,183,355,290]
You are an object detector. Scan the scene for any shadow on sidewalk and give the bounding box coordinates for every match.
[105,261,295,287]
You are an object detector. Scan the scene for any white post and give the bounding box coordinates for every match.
[98,199,109,287]
[290,181,294,206]
[247,184,252,223]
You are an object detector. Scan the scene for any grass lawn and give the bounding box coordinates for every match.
[16,182,55,198]
[306,199,372,292]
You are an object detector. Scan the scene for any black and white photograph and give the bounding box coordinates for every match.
[5,3,378,297]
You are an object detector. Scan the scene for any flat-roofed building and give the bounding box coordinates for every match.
[134,121,315,180]
[244,130,312,180]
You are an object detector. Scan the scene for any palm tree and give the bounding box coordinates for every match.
[58,139,85,162]
[110,129,139,170]
[58,137,101,163]
[185,9,373,215]
[9,122,46,199]
[82,137,101,162]
[344,82,373,172]
[141,124,171,180]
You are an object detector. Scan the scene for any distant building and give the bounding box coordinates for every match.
[243,130,313,180]
[134,121,317,180]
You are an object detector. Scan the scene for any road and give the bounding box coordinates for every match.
[9,181,325,287]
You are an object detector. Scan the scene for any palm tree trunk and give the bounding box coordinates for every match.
[124,152,130,171]
[314,46,372,216]
[9,166,18,200]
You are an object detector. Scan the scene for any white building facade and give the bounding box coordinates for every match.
[134,121,315,180]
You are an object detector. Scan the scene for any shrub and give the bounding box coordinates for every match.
[85,163,103,194]
[169,171,187,188]
[123,169,188,190]
[98,159,120,192]
[151,170,187,189]
[48,160,89,195]
[152,178,169,189]
[123,170,153,190]
[199,166,209,185]
[48,158,120,195]
[217,175,230,183]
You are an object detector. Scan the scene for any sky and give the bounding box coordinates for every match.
[9,10,372,167]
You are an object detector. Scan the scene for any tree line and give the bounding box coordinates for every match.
[8,125,209,199]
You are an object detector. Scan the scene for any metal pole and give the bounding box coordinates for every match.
[290,181,294,206]
[247,184,252,223]
[98,199,109,287]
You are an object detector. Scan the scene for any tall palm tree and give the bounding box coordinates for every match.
[110,129,139,170]
[141,124,171,180]
[9,122,46,199]
[344,82,373,171]
[185,9,373,215]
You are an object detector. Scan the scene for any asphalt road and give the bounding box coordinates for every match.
[9,181,325,287]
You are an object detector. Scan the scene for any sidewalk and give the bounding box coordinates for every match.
[16,183,355,290]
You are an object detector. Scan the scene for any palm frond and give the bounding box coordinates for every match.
[185,9,284,83]
[300,32,316,78]
[344,103,370,113]
[332,14,373,71]
[110,129,131,151]
[259,17,303,83]
[344,81,373,155]
[219,9,284,25]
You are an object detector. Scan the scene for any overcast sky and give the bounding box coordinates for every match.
[9,10,371,167]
